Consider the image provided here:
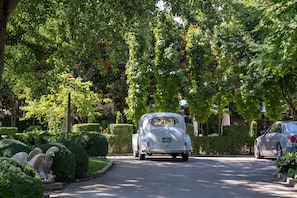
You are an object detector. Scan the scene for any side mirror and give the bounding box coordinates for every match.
[260,130,266,135]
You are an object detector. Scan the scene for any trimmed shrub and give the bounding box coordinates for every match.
[0,157,44,198]
[109,124,133,153]
[72,123,101,132]
[24,125,43,132]
[38,143,76,182]
[56,139,89,178]
[13,131,51,146]
[223,124,249,138]
[0,139,32,157]
[276,152,297,174]
[74,132,108,156]
[0,127,18,137]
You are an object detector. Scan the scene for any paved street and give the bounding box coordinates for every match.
[49,156,297,198]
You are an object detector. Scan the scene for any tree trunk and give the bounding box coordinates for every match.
[0,0,20,82]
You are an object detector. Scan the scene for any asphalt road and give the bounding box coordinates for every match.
[49,156,297,198]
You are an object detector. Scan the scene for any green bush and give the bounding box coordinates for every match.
[0,139,32,157]
[24,125,43,132]
[13,131,52,146]
[72,123,101,132]
[74,132,108,156]
[276,152,297,175]
[189,136,255,155]
[38,143,76,182]
[0,127,18,136]
[109,124,133,153]
[56,139,89,178]
[223,125,249,138]
[0,157,44,198]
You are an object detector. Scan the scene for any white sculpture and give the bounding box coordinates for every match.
[12,146,59,183]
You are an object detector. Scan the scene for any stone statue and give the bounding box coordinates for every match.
[12,146,59,183]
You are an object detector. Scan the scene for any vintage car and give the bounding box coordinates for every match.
[132,112,192,161]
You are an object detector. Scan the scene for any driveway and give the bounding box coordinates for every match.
[49,156,296,198]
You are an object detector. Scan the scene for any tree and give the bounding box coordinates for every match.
[125,23,151,124]
[0,0,20,82]
[152,12,182,112]
[21,74,105,131]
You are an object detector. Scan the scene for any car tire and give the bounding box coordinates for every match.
[276,143,283,159]
[139,153,145,160]
[133,150,139,157]
[182,153,189,161]
[254,144,263,159]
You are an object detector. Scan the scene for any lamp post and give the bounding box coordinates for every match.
[66,75,75,133]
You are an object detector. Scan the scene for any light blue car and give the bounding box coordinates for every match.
[254,121,297,159]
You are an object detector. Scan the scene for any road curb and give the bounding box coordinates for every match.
[95,160,114,177]
[274,172,297,190]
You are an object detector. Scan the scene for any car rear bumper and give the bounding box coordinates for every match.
[142,149,192,154]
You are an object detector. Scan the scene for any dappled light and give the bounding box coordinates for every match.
[49,156,296,198]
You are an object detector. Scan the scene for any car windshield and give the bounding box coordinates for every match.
[286,122,297,133]
[151,117,178,126]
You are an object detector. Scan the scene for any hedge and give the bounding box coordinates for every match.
[187,124,255,155]
[109,124,133,153]
[0,127,18,137]
[72,123,101,132]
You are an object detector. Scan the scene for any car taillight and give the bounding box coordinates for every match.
[288,136,297,143]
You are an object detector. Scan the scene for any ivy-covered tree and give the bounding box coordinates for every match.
[184,25,214,123]
[152,12,181,112]
[125,23,151,124]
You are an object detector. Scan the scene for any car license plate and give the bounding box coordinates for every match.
[162,137,172,142]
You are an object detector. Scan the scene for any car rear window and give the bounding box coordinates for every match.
[151,117,178,126]
[286,123,297,133]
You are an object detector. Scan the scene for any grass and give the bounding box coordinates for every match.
[87,157,110,176]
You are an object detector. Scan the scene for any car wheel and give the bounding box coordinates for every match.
[133,150,139,157]
[139,153,145,160]
[254,143,263,159]
[182,153,189,161]
[276,143,283,159]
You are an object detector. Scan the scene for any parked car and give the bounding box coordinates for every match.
[254,121,297,159]
[132,112,192,161]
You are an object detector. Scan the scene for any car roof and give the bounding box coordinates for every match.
[140,112,183,120]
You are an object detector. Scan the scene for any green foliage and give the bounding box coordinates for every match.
[24,125,43,132]
[0,138,31,157]
[56,139,89,179]
[276,152,297,175]
[74,132,108,157]
[190,136,255,155]
[116,111,123,124]
[72,123,101,133]
[223,125,249,138]
[125,24,151,124]
[0,127,18,136]
[152,12,181,112]
[250,120,258,137]
[38,143,76,182]
[184,25,214,123]
[109,124,133,153]
[0,157,44,198]
[13,131,57,146]
[187,124,254,155]
[20,74,102,132]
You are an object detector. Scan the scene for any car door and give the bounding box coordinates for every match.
[263,123,282,156]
